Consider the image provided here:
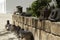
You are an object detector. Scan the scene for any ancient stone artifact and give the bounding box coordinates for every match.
[39,5,51,20]
[48,8,60,22]
[14,6,22,15]
[48,0,60,22]
[21,12,32,17]
[5,20,11,31]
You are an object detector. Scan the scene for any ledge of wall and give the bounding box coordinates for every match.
[12,14,60,40]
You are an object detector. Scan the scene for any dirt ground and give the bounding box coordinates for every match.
[0,14,19,40]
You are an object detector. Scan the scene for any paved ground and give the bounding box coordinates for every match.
[0,14,19,40]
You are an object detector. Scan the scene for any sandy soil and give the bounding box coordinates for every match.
[0,14,19,40]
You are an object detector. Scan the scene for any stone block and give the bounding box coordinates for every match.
[24,17,26,25]
[56,36,60,40]
[44,20,51,33]
[34,29,41,40]
[31,18,35,27]
[37,20,41,29]
[28,27,32,32]
[15,21,19,26]
[32,28,35,36]
[48,34,57,40]
[19,23,21,27]
[51,22,60,36]
[34,19,38,28]
[24,24,25,29]
[27,18,31,26]
[41,30,49,40]
[23,25,28,31]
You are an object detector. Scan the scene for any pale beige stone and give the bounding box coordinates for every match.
[48,34,57,40]
[51,22,60,36]
[45,20,51,32]
[37,20,41,29]
[41,30,49,40]
[34,29,41,40]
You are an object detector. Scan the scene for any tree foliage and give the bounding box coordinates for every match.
[27,0,51,17]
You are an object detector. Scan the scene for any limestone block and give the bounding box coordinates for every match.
[23,25,28,31]
[19,16,21,22]
[20,16,22,23]
[51,22,60,36]
[15,15,18,20]
[32,28,35,36]
[21,16,23,23]
[30,18,32,26]
[26,17,29,25]
[40,20,45,30]
[32,18,38,28]
[34,29,41,40]
[17,16,21,23]
[27,18,31,26]
[25,25,29,31]
[44,20,51,33]
[19,23,21,27]
[32,18,35,27]
[24,17,26,25]
[28,27,32,32]
[15,21,19,26]
[24,25,26,30]
[27,26,31,32]
[37,20,41,29]
[17,15,20,22]
[19,22,23,28]
[48,34,57,40]
[34,19,38,28]
[56,36,60,40]
[41,30,49,40]
[21,16,24,23]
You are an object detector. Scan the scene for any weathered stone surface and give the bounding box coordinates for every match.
[19,23,21,27]
[48,8,60,22]
[41,30,49,40]
[24,17,26,25]
[26,17,29,25]
[19,22,23,28]
[12,14,60,40]
[34,29,40,40]
[34,18,38,28]
[51,22,60,36]
[27,18,31,26]
[15,21,19,26]
[31,28,35,36]
[56,36,60,40]
[48,34,57,40]
[37,20,41,29]
[28,27,32,32]
[45,20,51,33]
[40,20,45,30]
[24,25,27,31]
[32,18,35,27]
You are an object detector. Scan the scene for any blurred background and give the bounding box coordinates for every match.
[0,0,35,14]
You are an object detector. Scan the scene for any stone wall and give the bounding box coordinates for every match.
[12,14,60,40]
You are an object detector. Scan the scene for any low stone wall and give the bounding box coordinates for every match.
[12,14,60,40]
